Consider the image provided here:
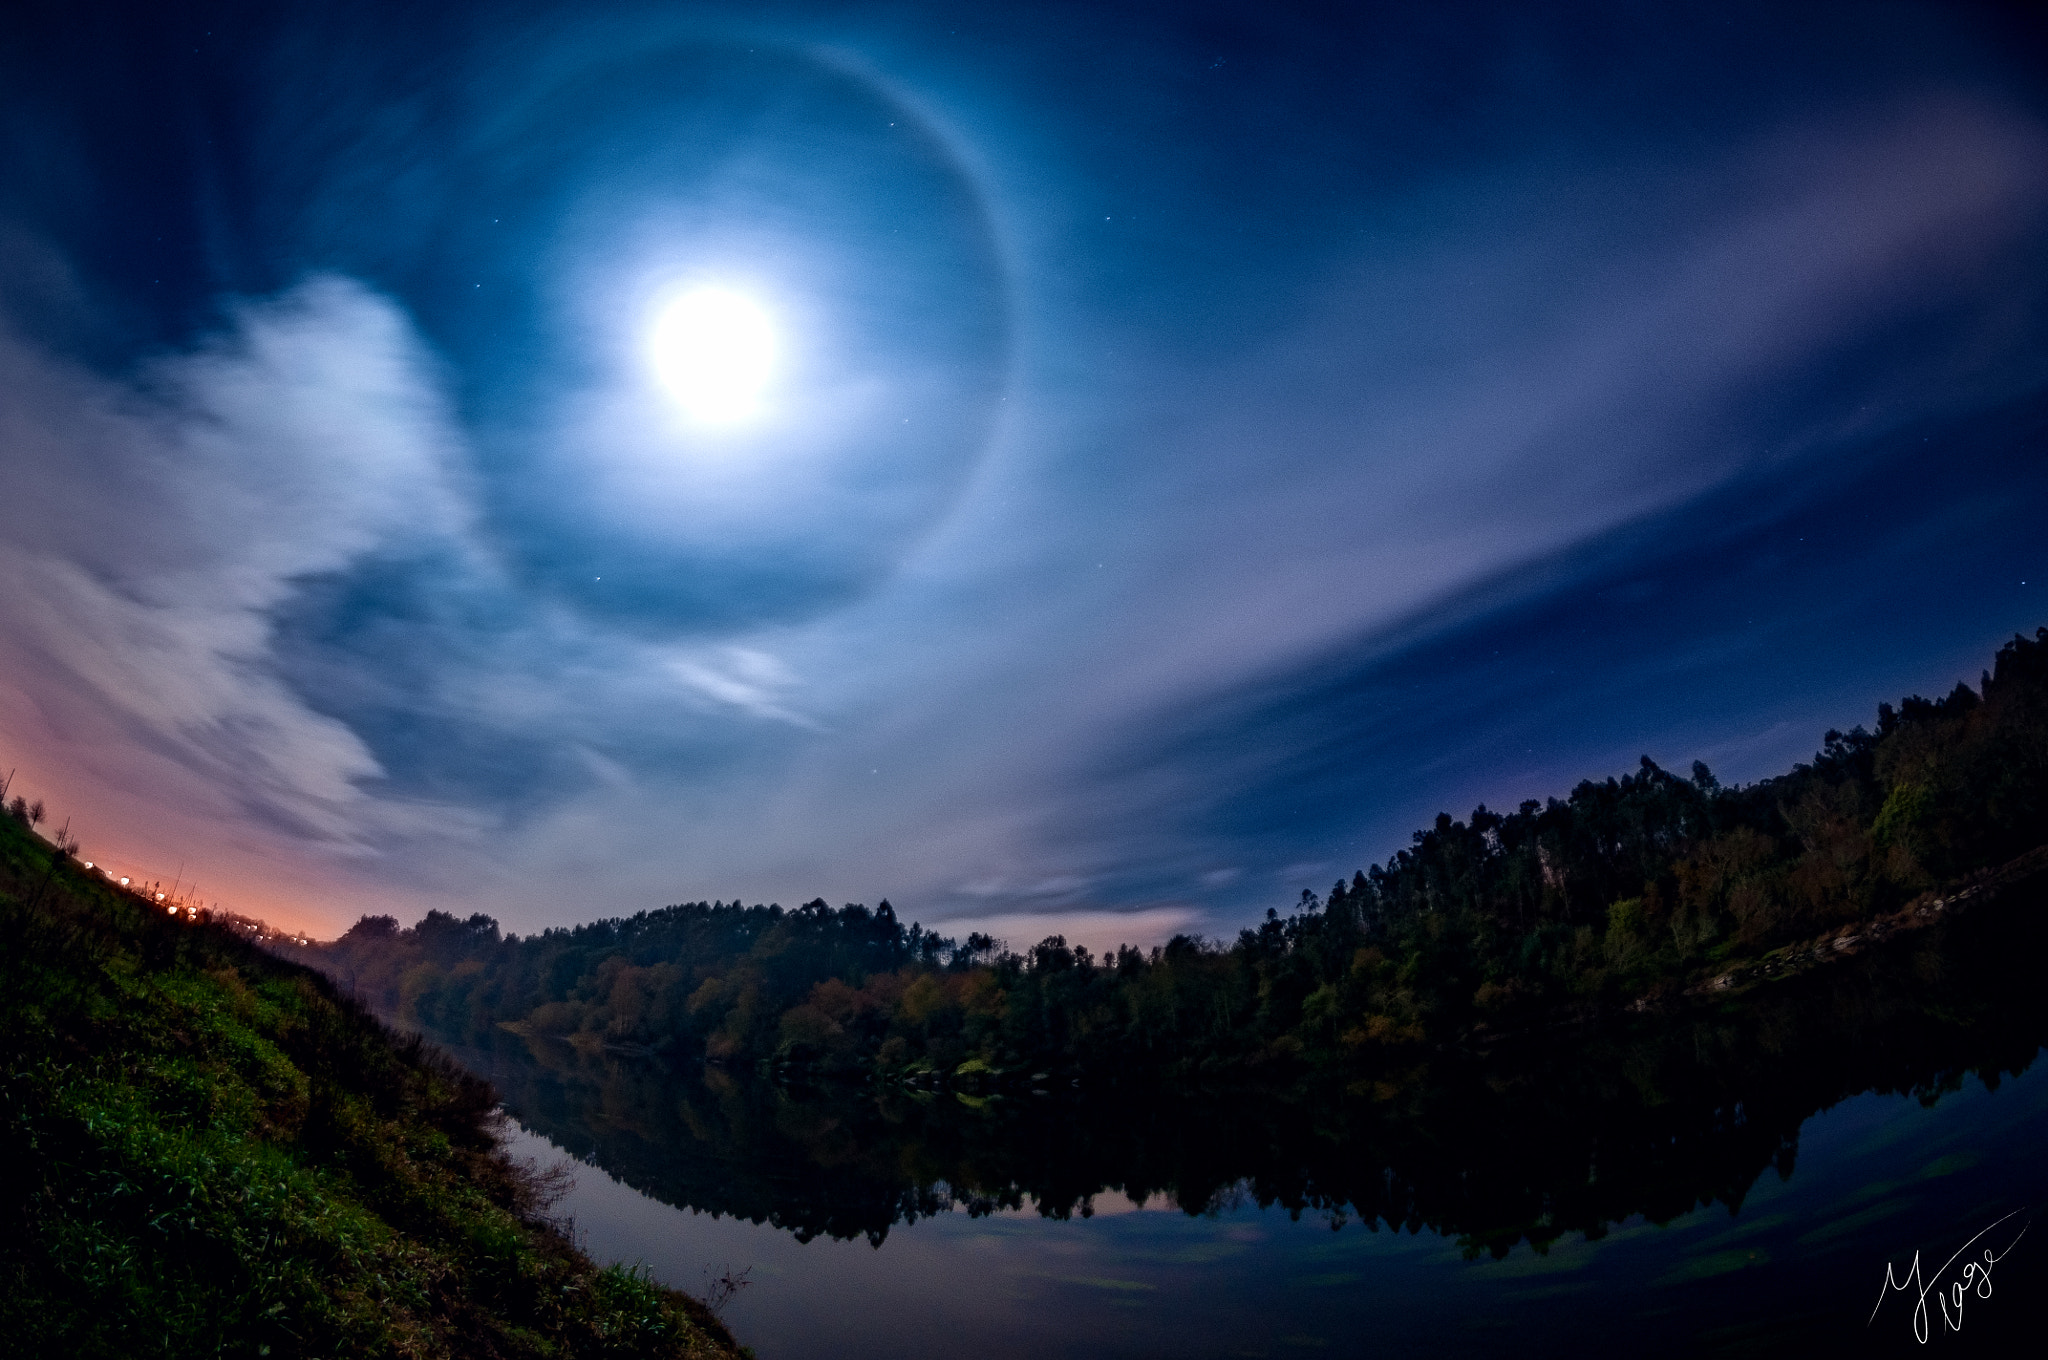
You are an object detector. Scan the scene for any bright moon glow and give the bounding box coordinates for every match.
[648,287,777,424]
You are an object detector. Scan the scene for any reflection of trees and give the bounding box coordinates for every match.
[443,894,2048,1256]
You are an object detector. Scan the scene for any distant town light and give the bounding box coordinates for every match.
[120,877,130,885]
[167,906,177,915]
[81,860,92,869]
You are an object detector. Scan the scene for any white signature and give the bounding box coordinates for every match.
[1868,1208,2029,1343]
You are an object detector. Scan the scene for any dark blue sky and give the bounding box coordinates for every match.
[2,0,2044,943]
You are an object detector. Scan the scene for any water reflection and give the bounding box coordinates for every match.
[444,890,2048,1261]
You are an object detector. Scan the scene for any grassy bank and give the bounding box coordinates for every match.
[0,804,743,1360]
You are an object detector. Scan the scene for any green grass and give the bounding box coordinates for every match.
[0,810,742,1360]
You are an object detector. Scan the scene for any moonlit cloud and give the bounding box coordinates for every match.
[668,94,2048,936]
[665,645,817,727]
[0,276,490,921]
[2,1,2045,944]
[0,278,459,821]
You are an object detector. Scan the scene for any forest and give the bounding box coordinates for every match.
[282,627,2048,1089]
[444,878,2048,1255]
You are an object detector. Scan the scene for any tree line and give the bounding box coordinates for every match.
[284,627,2048,1087]
[451,877,2048,1255]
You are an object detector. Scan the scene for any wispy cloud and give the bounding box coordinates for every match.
[0,275,482,909]
[2,8,2044,943]
[663,645,819,726]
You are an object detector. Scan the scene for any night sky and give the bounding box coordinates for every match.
[3,0,2045,946]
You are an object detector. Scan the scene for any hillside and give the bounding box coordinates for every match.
[288,627,2048,1087]
[0,801,743,1360]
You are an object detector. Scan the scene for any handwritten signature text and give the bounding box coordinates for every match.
[1868,1208,2029,1343]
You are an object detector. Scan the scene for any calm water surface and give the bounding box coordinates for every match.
[500,1072,2046,1357]
[451,899,2048,1357]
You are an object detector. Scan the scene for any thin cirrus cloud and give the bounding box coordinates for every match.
[685,95,2048,937]
[1039,98,2048,733]
[0,4,2045,950]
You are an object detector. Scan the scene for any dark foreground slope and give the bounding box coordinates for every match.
[0,807,742,1360]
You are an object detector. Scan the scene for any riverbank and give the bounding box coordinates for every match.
[0,805,745,1360]
[1675,840,2048,1004]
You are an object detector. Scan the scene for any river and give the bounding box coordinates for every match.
[443,891,2048,1356]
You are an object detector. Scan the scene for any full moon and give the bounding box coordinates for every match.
[648,287,777,424]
